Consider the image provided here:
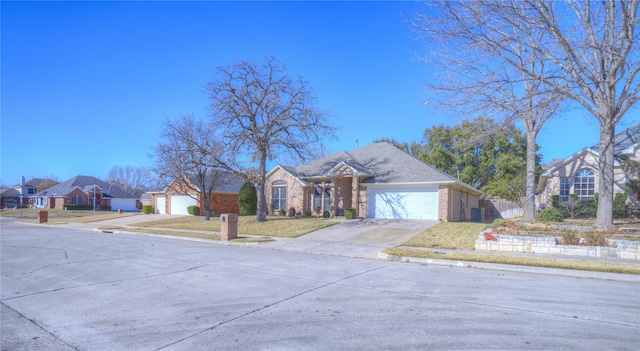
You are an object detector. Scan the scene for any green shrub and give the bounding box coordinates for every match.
[101,206,111,211]
[551,195,560,208]
[491,218,506,227]
[303,210,312,217]
[187,206,200,216]
[279,208,286,216]
[574,198,597,218]
[142,205,153,214]
[614,192,628,218]
[323,210,330,218]
[344,208,356,220]
[538,207,564,222]
[63,204,93,210]
[238,182,257,216]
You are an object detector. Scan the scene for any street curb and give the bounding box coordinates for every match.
[380,251,640,283]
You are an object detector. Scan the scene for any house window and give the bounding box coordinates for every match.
[574,169,595,199]
[72,195,84,205]
[312,181,331,212]
[28,188,35,194]
[272,180,286,210]
[560,178,570,201]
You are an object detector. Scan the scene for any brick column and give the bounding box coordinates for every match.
[37,211,48,224]
[220,214,238,241]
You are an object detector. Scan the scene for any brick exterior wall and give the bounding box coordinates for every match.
[438,185,449,221]
[209,193,239,215]
[265,167,305,215]
[438,185,479,222]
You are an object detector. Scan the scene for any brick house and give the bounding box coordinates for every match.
[537,123,640,206]
[152,172,243,216]
[34,175,138,211]
[265,142,482,221]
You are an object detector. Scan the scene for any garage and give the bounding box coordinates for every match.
[170,195,197,215]
[367,187,438,220]
[110,198,138,212]
[155,196,166,214]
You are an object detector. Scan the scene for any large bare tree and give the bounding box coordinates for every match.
[206,56,336,222]
[415,0,640,228]
[522,0,640,229]
[106,165,153,196]
[153,114,232,220]
[413,1,564,222]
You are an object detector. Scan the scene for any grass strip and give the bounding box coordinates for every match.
[383,247,640,275]
[402,222,487,250]
[130,216,337,238]
[99,226,273,243]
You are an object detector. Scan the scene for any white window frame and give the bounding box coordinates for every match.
[574,169,595,200]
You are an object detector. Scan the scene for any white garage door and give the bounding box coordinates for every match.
[170,195,197,215]
[367,187,438,220]
[110,198,138,212]
[155,196,166,214]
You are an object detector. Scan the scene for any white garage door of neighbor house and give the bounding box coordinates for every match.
[110,199,138,212]
[367,187,438,220]
[170,195,197,215]
[155,196,166,214]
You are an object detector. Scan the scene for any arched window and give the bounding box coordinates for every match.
[272,181,287,210]
[574,169,595,199]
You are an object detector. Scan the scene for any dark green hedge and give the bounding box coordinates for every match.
[344,208,356,220]
[63,204,93,210]
[187,205,200,216]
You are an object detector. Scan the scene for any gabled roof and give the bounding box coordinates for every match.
[182,171,244,194]
[36,175,137,199]
[592,122,640,157]
[273,142,479,193]
[0,188,20,197]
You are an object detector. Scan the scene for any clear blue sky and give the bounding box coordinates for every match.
[2,1,637,186]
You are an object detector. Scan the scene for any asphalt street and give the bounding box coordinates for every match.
[1,219,639,350]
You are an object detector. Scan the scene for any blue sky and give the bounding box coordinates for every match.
[2,1,637,186]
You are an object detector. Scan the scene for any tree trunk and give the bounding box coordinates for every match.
[256,153,268,222]
[595,120,616,230]
[524,129,538,222]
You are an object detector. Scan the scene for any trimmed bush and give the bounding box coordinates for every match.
[323,210,330,218]
[614,192,628,218]
[344,208,356,220]
[187,206,200,216]
[279,208,286,216]
[303,210,312,217]
[238,182,257,216]
[538,207,564,222]
[142,205,153,214]
[101,206,111,211]
[63,204,93,211]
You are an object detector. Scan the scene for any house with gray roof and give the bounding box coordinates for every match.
[1,177,55,208]
[35,175,139,211]
[537,123,640,206]
[152,171,244,215]
[265,142,482,221]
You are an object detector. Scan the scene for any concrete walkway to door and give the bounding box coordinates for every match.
[263,218,439,259]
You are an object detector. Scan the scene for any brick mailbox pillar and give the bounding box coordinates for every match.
[37,211,48,224]
[220,214,238,241]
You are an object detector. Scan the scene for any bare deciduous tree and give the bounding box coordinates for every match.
[153,114,233,220]
[206,56,336,222]
[37,174,59,192]
[523,0,640,229]
[412,0,565,222]
[106,165,153,197]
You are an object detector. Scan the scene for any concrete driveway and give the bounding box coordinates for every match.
[265,218,439,258]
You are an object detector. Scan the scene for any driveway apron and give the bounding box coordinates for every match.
[264,218,439,259]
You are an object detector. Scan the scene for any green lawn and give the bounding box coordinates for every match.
[3,208,137,222]
[130,215,337,238]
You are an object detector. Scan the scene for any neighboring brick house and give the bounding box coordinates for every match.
[1,177,55,208]
[34,175,139,211]
[265,142,483,221]
[152,172,243,216]
[537,123,640,206]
